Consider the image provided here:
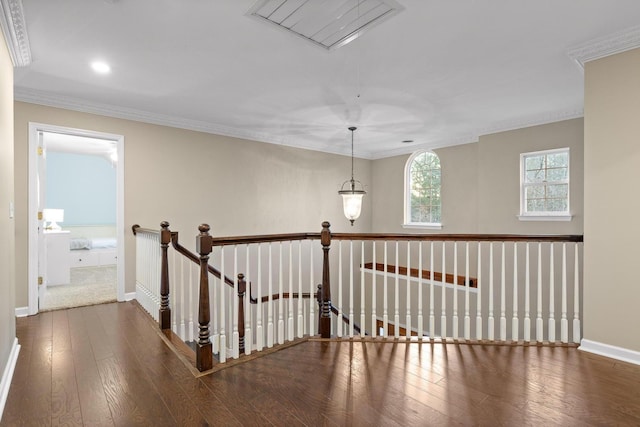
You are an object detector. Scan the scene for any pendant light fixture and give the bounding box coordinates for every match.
[339,126,366,226]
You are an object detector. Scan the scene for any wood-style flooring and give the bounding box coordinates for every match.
[3,301,640,426]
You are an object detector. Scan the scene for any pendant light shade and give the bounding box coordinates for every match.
[339,127,366,226]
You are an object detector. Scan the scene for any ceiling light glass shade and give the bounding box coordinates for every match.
[339,180,366,225]
[339,126,366,225]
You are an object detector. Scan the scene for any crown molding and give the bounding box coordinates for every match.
[14,87,363,158]
[567,25,640,69]
[476,108,584,138]
[0,0,30,66]
[15,88,584,161]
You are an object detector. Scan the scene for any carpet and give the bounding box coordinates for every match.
[40,266,117,312]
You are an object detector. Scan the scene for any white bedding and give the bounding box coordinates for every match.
[70,237,117,250]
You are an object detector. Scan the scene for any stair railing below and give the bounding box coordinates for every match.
[134,222,583,372]
[133,222,329,371]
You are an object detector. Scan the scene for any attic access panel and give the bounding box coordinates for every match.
[247,0,404,50]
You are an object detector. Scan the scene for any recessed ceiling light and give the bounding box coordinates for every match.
[91,61,111,74]
[402,140,414,144]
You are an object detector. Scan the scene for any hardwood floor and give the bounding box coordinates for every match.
[3,301,640,426]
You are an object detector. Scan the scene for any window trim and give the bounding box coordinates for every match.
[403,150,442,229]
[518,147,572,221]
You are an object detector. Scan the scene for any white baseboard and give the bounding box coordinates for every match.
[579,339,640,366]
[0,338,21,422]
[14,307,28,318]
[124,292,136,301]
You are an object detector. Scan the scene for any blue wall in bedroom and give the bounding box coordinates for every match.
[45,152,116,225]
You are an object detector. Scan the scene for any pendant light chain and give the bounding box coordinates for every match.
[350,126,355,185]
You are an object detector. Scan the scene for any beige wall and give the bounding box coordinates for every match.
[14,102,372,307]
[584,48,640,352]
[0,33,16,381]
[372,118,584,235]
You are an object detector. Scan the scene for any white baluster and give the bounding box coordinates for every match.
[561,242,568,343]
[278,242,284,345]
[337,241,343,338]
[233,246,239,358]
[394,241,400,338]
[512,243,519,342]
[453,242,459,340]
[350,240,355,338]
[172,248,177,333]
[536,242,543,342]
[383,241,388,337]
[179,253,186,340]
[429,241,435,339]
[288,241,294,342]
[219,248,226,363]
[188,258,195,342]
[267,243,274,347]
[441,241,447,339]
[476,242,482,340]
[573,243,581,343]
[267,242,274,348]
[524,243,531,342]
[488,242,494,341]
[257,244,263,351]
[361,241,366,338]
[500,242,506,342]
[211,272,219,355]
[245,244,251,354]
[418,242,424,339]
[297,241,303,338]
[309,242,314,336]
[464,242,470,341]
[406,241,412,339]
[371,241,377,338]
[548,243,556,343]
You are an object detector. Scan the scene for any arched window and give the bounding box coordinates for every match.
[405,151,442,227]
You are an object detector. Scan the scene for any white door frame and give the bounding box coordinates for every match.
[28,122,125,315]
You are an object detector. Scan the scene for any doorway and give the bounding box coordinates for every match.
[28,123,125,315]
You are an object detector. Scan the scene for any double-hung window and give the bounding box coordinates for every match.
[519,148,571,220]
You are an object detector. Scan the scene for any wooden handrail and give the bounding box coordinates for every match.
[169,231,235,288]
[194,231,583,246]
[249,291,315,304]
[132,224,157,236]
[330,233,583,242]
[210,233,320,246]
[133,223,236,288]
[363,262,477,288]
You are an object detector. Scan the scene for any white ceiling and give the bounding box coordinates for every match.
[12,0,640,159]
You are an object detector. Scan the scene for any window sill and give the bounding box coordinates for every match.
[402,223,443,230]
[517,214,573,222]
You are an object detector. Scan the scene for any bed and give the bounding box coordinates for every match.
[67,225,118,268]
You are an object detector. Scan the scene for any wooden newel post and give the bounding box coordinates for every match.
[319,221,332,338]
[196,224,213,371]
[159,221,171,330]
[237,273,246,355]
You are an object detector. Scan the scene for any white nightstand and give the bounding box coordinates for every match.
[43,230,71,286]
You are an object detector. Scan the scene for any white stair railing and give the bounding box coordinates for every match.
[327,233,582,344]
[132,225,161,320]
[134,223,583,372]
